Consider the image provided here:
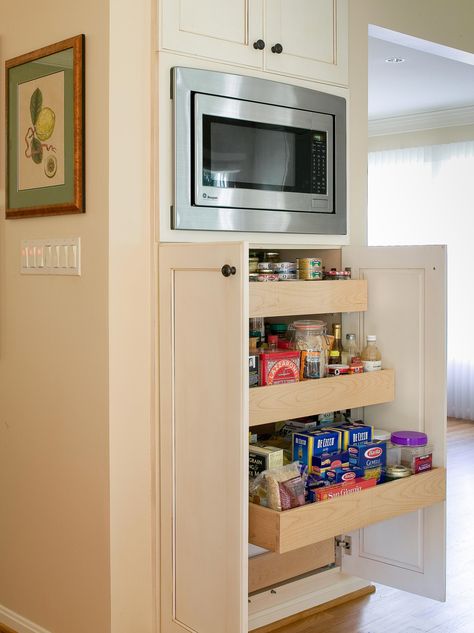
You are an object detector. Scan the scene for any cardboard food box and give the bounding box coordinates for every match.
[292,430,341,467]
[314,477,377,501]
[249,445,284,479]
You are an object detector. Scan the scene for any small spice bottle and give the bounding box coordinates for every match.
[390,431,433,474]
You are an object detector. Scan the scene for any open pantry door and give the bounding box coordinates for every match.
[159,242,248,633]
[341,245,447,601]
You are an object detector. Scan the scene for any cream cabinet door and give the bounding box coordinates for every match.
[160,0,264,69]
[265,0,348,85]
[341,245,447,601]
[159,242,248,633]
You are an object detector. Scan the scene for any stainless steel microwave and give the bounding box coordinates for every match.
[172,67,347,235]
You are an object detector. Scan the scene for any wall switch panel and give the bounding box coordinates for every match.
[21,238,81,276]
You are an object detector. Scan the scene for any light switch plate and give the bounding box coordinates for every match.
[21,238,81,275]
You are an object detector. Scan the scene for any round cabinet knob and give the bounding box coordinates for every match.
[271,43,283,54]
[221,264,237,277]
[253,39,266,50]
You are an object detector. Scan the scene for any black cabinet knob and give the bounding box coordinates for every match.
[221,264,237,277]
[253,39,266,50]
[271,43,283,54]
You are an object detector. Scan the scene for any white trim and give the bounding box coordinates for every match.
[248,568,371,630]
[0,605,52,633]
[368,105,474,137]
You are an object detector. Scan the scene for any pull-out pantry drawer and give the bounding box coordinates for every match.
[249,467,446,553]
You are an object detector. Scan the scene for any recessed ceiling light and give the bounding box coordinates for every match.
[385,56,406,64]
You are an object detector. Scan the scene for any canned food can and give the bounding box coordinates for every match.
[278,272,297,281]
[384,465,412,480]
[327,364,350,376]
[258,262,275,272]
[249,273,259,282]
[297,258,322,270]
[274,262,297,273]
[249,257,260,273]
[257,273,279,282]
[297,270,323,281]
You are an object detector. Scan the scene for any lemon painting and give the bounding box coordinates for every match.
[18,71,65,191]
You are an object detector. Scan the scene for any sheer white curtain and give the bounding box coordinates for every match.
[368,141,474,420]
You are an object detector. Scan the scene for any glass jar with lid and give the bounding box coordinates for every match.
[288,319,329,379]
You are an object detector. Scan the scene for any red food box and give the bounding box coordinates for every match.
[259,350,300,386]
[314,477,376,501]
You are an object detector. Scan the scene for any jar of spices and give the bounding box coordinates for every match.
[390,431,433,474]
[288,319,329,380]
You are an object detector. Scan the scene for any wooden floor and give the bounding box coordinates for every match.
[274,418,474,633]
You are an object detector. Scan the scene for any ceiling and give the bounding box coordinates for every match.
[368,27,474,123]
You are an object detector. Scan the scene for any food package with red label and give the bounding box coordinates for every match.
[259,350,300,386]
[314,477,376,501]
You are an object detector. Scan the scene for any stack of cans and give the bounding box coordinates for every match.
[297,257,323,281]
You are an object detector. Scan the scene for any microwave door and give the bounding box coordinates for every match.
[194,93,333,214]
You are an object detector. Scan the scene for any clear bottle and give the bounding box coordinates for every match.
[341,333,359,365]
[329,323,343,365]
[361,335,382,372]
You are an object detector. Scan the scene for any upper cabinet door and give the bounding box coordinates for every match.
[341,245,447,601]
[160,0,264,68]
[265,0,348,85]
[159,242,248,633]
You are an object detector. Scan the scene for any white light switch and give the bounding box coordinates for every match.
[21,238,81,275]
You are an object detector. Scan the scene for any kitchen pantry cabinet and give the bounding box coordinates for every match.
[159,243,447,633]
[159,0,348,86]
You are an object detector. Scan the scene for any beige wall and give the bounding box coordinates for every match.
[0,2,111,632]
[349,0,474,245]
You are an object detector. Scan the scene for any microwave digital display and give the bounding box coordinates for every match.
[173,67,346,235]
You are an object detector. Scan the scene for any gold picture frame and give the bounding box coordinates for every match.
[5,34,85,218]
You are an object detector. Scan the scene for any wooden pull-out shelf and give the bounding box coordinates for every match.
[249,467,446,554]
[249,279,368,318]
[250,369,395,427]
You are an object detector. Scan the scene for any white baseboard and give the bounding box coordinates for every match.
[248,567,372,630]
[0,605,52,633]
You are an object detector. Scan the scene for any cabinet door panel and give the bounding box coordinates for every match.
[160,0,263,68]
[159,242,248,632]
[265,0,348,85]
[341,245,447,601]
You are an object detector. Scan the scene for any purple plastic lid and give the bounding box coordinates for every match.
[391,430,428,446]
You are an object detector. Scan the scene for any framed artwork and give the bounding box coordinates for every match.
[5,34,85,218]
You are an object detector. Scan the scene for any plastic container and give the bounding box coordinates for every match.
[390,431,433,474]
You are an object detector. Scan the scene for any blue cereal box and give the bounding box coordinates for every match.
[311,429,341,454]
[325,467,364,484]
[292,430,341,467]
[340,423,373,449]
[311,450,349,475]
[348,440,387,470]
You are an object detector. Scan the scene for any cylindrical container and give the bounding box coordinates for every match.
[249,273,259,282]
[297,257,322,270]
[249,257,260,273]
[327,364,349,376]
[384,465,412,481]
[274,261,296,273]
[289,319,328,379]
[390,431,433,474]
[263,252,280,264]
[258,262,275,272]
[257,273,279,282]
[278,272,297,281]
[249,317,265,344]
[297,270,323,281]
